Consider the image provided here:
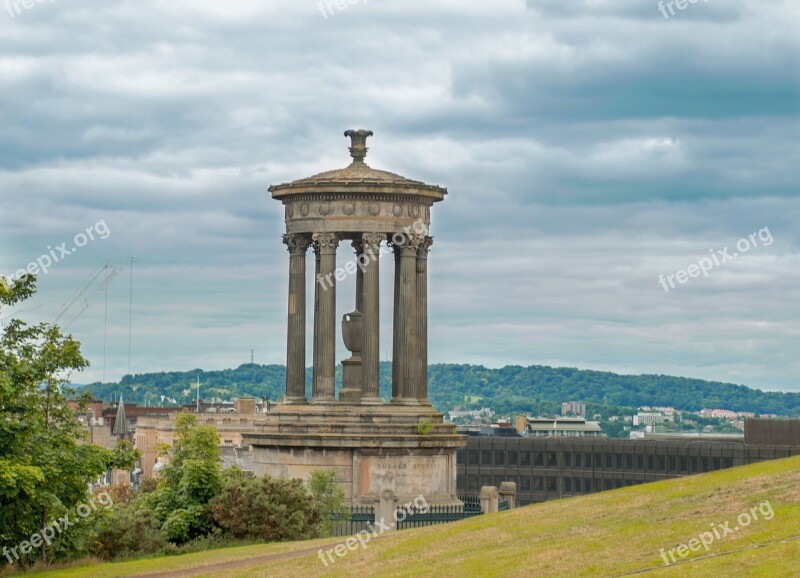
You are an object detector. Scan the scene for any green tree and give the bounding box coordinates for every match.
[147,413,222,543]
[307,469,349,537]
[0,275,131,567]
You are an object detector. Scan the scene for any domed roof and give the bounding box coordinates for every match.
[269,130,446,200]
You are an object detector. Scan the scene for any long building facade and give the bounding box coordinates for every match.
[457,435,800,507]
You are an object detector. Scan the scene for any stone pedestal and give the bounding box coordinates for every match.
[339,358,362,402]
[242,404,466,506]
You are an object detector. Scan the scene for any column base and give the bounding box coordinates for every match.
[391,397,426,406]
[282,396,308,405]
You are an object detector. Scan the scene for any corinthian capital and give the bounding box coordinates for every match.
[312,232,339,255]
[362,233,385,254]
[417,236,433,257]
[283,234,311,256]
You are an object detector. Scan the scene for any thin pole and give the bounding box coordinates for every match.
[128,256,135,377]
[102,264,109,383]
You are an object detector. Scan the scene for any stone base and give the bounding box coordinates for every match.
[242,403,466,506]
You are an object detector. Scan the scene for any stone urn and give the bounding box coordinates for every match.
[342,311,363,354]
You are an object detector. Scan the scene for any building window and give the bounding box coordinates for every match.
[520,476,531,492]
[520,451,531,466]
[564,453,572,467]
[565,478,572,492]
[508,451,518,465]
[547,477,557,493]
[468,475,479,492]
[534,452,544,467]
[481,450,492,466]
[494,451,504,466]
[533,477,544,492]
[468,450,479,465]
[575,452,582,467]
[547,452,557,467]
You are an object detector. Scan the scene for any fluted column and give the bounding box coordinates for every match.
[416,236,432,403]
[391,241,401,400]
[361,233,384,402]
[283,234,311,403]
[312,232,338,401]
[393,234,422,403]
[353,239,364,312]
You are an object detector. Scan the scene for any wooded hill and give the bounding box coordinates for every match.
[77,363,800,417]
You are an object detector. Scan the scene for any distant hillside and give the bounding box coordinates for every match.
[76,362,800,417]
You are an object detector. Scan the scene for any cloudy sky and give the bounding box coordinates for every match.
[1,0,798,392]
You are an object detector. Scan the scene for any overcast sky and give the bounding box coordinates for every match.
[1,0,798,392]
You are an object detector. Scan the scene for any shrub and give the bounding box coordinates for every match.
[94,500,168,560]
[211,474,320,542]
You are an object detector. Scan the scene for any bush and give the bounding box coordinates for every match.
[94,500,168,560]
[211,474,320,542]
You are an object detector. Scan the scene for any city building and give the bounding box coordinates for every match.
[458,419,800,506]
[561,401,586,417]
[516,416,607,438]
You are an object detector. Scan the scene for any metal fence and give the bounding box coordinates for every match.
[396,504,482,530]
[498,499,509,511]
[330,499,484,536]
[459,495,482,514]
[330,504,375,537]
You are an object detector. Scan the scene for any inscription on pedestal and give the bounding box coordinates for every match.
[360,455,449,497]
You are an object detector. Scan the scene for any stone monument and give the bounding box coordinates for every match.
[243,130,466,506]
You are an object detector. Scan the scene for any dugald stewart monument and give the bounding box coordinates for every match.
[243,130,466,507]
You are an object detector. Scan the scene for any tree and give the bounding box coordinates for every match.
[147,413,223,543]
[307,469,349,537]
[211,469,321,542]
[0,275,130,567]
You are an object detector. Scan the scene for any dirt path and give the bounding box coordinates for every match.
[137,543,328,578]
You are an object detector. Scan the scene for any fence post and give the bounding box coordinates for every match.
[378,488,397,531]
[479,486,499,514]
[499,481,517,509]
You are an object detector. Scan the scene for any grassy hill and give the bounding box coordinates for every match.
[26,455,800,577]
[77,362,800,417]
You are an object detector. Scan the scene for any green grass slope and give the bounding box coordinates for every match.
[27,456,800,578]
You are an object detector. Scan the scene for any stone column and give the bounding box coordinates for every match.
[312,244,321,393]
[394,234,421,403]
[415,237,432,403]
[353,239,364,312]
[312,232,338,402]
[361,233,384,402]
[283,234,311,404]
[391,242,401,400]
